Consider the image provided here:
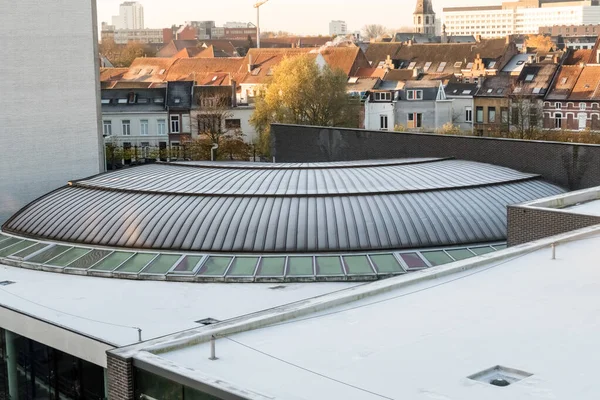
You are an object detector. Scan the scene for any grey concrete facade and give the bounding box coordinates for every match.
[271,124,600,191]
[0,0,104,223]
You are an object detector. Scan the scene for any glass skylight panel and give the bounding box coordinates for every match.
[46,248,90,267]
[0,240,35,257]
[437,62,447,72]
[257,257,286,276]
[492,244,507,250]
[399,253,427,269]
[446,248,475,261]
[10,243,49,259]
[343,256,374,275]
[91,252,134,271]
[27,245,71,264]
[422,250,454,266]
[116,253,157,273]
[525,74,535,82]
[67,249,111,269]
[287,257,314,276]
[408,61,417,70]
[316,256,344,276]
[198,256,232,276]
[227,257,259,276]
[0,238,21,252]
[470,246,495,256]
[173,256,204,274]
[142,254,182,275]
[369,254,403,273]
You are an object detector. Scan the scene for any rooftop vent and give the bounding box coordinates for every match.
[196,318,220,326]
[0,281,15,286]
[468,365,533,387]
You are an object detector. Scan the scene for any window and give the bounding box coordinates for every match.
[525,74,535,82]
[103,120,112,136]
[488,107,496,123]
[140,142,150,157]
[580,103,587,110]
[407,61,417,70]
[170,115,180,133]
[380,115,389,130]
[476,106,484,123]
[407,90,423,100]
[556,103,562,109]
[140,119,149,136]
[465,107,473,122]
[407,113,423,128]
[157,119,166,135]
[122,120,131,136]
[437,62,447,73]
[555,113,562,129]
[501,107,509,124]
[374,92,392,101]
[225,119,242,129]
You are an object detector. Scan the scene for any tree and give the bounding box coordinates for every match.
[508,92,544,140]
[247,34,255,49]
[524,35,555,52]
[362,24,388,41]
[99,40,156,67]
[250,55,361,155]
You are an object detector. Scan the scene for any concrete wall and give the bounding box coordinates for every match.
[271,124,600,190]
[0,0,103,223]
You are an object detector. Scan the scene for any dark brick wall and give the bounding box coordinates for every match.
[507,206,600,246]
[107,354,134,400]
[271,124,600,190]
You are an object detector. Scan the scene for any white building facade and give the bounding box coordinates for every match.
[443,1,600,38]
[329,20,348,36]
[112,1,144,30]
[0,0,103,223]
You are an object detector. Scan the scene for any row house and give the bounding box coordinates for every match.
[364,80,452,132]
[543,52,600,131]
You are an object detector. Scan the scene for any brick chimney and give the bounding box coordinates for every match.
[248,54,254,73]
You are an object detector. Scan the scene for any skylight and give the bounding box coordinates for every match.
[348,77,359,84]
[159,69,166,74]
[497,88,504,94]
[101,99,110,104]
[533,87,542,94]
[462,90,471,94]
[487,88,493,93]
[488,61,497,69]
[561,77,568,85]
[117,99,127,104]
[516,60,525,66]
[424,62,432,72]
[525,74,535,82]
[437,62,447,73]
[408,61,417,70]
[454,61,462,68]
[466,62,474,69]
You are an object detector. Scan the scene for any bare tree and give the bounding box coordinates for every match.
[362,24,389,41]
[509,92,543,140]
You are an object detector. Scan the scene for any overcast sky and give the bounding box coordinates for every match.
[97,0,498,35]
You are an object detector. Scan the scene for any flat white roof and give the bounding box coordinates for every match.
[0,264,355,347]
[566,199,600,216]
[150,228,600,400]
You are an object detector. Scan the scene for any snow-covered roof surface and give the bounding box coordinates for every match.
[0,263,356,347]
[565,199,600,216]
[148,228,600,400]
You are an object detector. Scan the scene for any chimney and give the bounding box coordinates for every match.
[475,34,482,43]
[527,55,534,64]
[248,54,254,73]
[407,39,413,47]
[231,79,237,107]
[412,67,420,78]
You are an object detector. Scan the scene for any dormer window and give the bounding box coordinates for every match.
[374,92,392,101]
[174,98,181,104]
[127,92,136,104]
[407,90,423,100]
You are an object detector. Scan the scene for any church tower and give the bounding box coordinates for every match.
[414,0,436,36]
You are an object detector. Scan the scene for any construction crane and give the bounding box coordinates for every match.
[254,0,271,48]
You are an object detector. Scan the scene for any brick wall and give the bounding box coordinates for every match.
[107,354,134,400]
[271,124,600,190]
[507,206,600,246]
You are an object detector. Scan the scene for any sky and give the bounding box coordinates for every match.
[97,0,498,35]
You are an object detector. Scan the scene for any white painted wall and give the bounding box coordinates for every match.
[0,0,103,223]
[364,100,395,131]
[230,107,258,143]
[102,112,170,147]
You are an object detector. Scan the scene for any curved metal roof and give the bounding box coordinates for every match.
[2,159,564,253]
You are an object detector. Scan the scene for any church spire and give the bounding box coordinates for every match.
[413,0,436,36]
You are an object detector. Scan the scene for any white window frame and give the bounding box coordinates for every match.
[122,120,131,136]
[555,103,562,109]
[170,115,180,134]
[380,115,389,130]
[103,120,112,136]
[465,107,472,123]
[580,103,587,110]
[407,90,423,101]
[555,113,562,129]
[374,92,392,101]
[157,119,166,135]
[140,119,149,136]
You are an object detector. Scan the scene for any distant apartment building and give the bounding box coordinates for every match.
[112,1,144,30]
[443,0,600,38]
[224,21,250,28]
[539,23,600,37]
[186,21,216,40]
[329,20,348,36]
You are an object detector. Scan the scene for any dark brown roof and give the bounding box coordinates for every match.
[166,58,244,82]
[364,43,404,67]
[563,49,593,65]
[512,63,558,97]
[156,40,200,57]
[476,75,515,98]
[383,69,415,81]
[546,65,583,100]
[318,47,369,76]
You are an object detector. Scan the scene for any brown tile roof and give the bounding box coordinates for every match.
[476,75,515,98]
[564,49,593,65]
[354,67,386,79]
[317,47,368,76]
[99,68,128,82]
[347,77,380,92]
[122,58,178,82]
[546,65,584,100]
[173,47,207,59]
[570,65,600,101]
[364,43,404,67]
[198,40,246,57]
[512,63,559,97]
[165,58,244,82]
[239,48,313,84]
[156,40,200,57]
[194,46,215,58]
[383,69,415,81]
[261,36,334,47]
